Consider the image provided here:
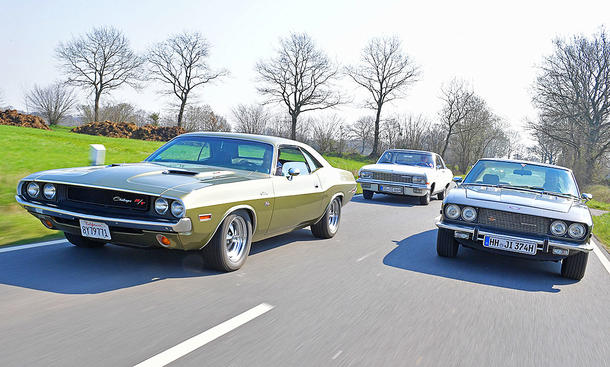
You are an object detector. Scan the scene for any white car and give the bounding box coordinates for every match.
[356,149,454,205]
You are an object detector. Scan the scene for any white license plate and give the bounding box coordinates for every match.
[79,220,111,240]
[379,185,403,194]
[483,235,537,255]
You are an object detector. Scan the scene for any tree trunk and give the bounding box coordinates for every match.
[368,106,382,158]
[290,113,298,140]
[177,99,187,128]
[94,92,101,122]
[441,126,452,158]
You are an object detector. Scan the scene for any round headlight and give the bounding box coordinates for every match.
[171,201,185,218]
[461,206,477,222]
[27,182,40,198]
[359,171,371,179]
[155,198,169,215]
[568,223,586,239]
[43,183,56,199]
[445,204,461,220]
[550,220,567,236]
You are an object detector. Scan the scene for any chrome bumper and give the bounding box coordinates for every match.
[434,216,594,253]
[357,179,428,196]
[16,195,192,233]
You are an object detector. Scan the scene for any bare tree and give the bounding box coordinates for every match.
[182,105,231,132]
[25,83,76,125]
[232,104,271,134]
[56,26,143,122]
[530,28,610,183]
[349,116,374,154]
[396,114,431,150]
[346,36,419,157]
[148,31,227,127]
[256,32,342,140]
[310,115,342,154]
[438,79,476,158]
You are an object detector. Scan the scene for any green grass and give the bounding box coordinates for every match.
[0,125,372,246]
[593,213,610,251]
[583,185,610,250]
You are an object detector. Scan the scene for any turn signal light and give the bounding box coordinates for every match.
[41,218,54,229]
[156,234,171,247]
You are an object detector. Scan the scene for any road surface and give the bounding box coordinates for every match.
[1,195,609,366]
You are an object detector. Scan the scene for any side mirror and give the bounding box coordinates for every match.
[288,167,300,177]
[581,193,592,202]
[453,176,463,183]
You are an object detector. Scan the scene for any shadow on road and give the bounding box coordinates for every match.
[0,230,314,295]
[351,194,429,207]
[383,229,577,293]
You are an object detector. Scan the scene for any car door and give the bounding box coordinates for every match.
[268,146,324,234]
[435,155,452,188]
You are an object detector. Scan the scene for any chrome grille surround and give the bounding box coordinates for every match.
[371,172,413,183]
[477,208,550,236]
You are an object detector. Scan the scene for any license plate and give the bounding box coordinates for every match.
[483,235,537,255]
[379,185,403,194]
[79,220,111,240]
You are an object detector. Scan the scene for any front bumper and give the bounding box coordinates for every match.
[357,179,428,197]
[434,216,594,254]
[16,195,193,233]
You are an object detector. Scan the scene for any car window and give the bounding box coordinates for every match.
[435,155,444,169]
[146,136,273,174]
[277,147,311,176]
[300,148,323,172]
[378,151,393,163]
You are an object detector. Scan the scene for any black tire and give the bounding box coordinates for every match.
[311,197,342,239]
[362,190,374,200]
[419,191,431,205]
[560,251,589,280]
[64,232,106,248]
[437,186,448,200]
[436,228,458,257]
[202,210,252,272]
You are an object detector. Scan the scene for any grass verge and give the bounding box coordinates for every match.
[592,213,610,252]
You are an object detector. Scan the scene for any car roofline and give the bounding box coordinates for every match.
[474,158,573,172]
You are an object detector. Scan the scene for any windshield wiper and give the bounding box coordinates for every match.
[462,182,498,187]
[498,185,576,199]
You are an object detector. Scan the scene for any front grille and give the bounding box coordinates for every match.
[477,208,549,236]
[371,172,413,183]
[66,186,150,211]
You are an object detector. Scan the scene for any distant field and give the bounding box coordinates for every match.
[0,125,371,246]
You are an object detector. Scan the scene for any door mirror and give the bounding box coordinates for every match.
[288,167,300,177]
[581,193,593,202]
[453,176,463,183]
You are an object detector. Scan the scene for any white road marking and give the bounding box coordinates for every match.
[356,251,377,262]
[332,350,343,360]
[0,239,66,253]
[592,239,610,274]
[134,303,274,367]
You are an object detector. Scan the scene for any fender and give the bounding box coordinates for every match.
[313,192,344,225]
[198,204,258,250]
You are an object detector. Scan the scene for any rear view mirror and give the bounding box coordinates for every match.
[288,167,300,177]
[513,169,532,176]
[581,193,592,202]
[453,176,463,183]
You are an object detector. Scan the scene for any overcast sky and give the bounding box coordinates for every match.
[1,0,608,139]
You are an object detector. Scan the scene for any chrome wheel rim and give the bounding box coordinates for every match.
[328,199,340,233]
[225,216,248,262]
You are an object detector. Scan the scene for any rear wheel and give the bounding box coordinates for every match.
[363,190,374,200]
[202,210,252,272]
[64,232,106,248]
[419,191,431,205]
[311,197,342,239]
[561,251,589,280]
[436,228,458,257]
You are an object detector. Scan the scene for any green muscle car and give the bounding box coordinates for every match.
[16,132,357,271]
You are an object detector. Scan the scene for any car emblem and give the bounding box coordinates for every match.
[521,223,536,227]
[113,196,132,204]
[508,205,521,210]
[264,201,271,207]
[488,216,496,222]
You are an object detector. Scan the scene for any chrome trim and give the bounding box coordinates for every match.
[16,195,192,233]
[357,178,428,189]
[434,216,594,253]
[198,204,258,250]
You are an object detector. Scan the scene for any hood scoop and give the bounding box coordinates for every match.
[163,169,199,176]
[162,169,235,180]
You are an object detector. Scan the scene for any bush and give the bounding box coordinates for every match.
[72,120,185,141]
[131,125,185,141]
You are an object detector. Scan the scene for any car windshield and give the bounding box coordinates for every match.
[463,160,579,197]
[146,136,274,174]
[377,151,434,168]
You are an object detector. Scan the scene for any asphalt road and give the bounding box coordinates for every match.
[1,195,609,367]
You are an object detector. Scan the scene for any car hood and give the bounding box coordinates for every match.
[359,164,431,176]
[24,163,266,196]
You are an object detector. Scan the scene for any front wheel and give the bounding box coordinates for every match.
[561,252,589,280]
[202,210,252,272]
[436,228,458,257]
[419,191,431,205]
[64,232,106,248]
[311,197,342,239]
[437,186,448,200]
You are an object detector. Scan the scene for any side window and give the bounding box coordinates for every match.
[300,148,323,172]
[277,147,311,176]
[435,155,444,169]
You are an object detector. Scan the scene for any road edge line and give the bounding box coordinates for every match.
[591,238,610,275]
[0,239,67,253]
[133,303,274,367]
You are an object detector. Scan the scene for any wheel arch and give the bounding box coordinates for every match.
[198,204,257,250]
